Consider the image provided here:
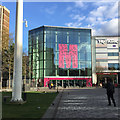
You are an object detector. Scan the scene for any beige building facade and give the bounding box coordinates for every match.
[0,5,10,50]
[92,36,120,85]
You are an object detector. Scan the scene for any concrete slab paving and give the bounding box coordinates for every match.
[42,87,120,120]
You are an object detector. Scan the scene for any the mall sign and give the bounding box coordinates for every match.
[59,44,78,68]
[96,39,118,44]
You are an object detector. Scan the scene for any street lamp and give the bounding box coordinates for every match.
[23,19,28,28]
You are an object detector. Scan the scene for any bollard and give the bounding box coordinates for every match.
[57,87,59,93]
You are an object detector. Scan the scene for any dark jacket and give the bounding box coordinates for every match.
[105,82,115,95]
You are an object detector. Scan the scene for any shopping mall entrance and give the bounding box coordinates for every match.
[44,78,92,87]
[96,73,118,86]
[49,80,87,88]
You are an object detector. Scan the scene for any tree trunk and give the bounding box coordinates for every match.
[1,71,3,90]
[25,62,26,85]
[9,65,11,89]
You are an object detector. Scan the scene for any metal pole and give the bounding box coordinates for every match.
[0,5,3,91]
[0,4,3,120]
[11,0,23,102]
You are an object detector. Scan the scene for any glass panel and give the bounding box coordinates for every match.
[69,80,74,86]
[40,61,43,68]
[40,52,43,60]
[40,69,43,77]
[69,32,79,44]
[57,31,67,44]
[108,63,119,70]
[57,68,67,76]
[69,69,79,76]
[45,69,55,76]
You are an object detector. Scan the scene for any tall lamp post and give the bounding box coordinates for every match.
[11,0,23,102]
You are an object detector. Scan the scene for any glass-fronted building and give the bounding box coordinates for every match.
[28,26,92,87]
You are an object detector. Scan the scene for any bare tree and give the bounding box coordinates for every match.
[22,49,29,86]
[95,62,105,85]
[2,32,14,88]
[109,68,116,84]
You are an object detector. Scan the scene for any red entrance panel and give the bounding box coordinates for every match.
[44,78,92,87]
[86,78,92,87]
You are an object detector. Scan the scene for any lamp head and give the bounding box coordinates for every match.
[25,21,28,27]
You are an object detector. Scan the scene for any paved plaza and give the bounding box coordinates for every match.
[42,87,120,120]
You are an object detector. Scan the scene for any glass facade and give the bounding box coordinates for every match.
[29,26,92,87]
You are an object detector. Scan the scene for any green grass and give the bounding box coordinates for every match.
[2,91,58,119]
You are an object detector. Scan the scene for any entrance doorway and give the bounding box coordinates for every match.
[50,80,87,87]
[44,78,92,87]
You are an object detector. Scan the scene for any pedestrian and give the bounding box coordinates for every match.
[105,80,116,107]
[51,82,53,89]
[100,83,102,87]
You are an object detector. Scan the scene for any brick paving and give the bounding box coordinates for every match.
[42,88,120,120]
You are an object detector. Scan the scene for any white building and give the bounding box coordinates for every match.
[92,36,120,85]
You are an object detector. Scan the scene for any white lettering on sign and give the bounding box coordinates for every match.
[96,39,118,44]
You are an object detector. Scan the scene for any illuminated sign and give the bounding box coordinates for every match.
[96,39,118,44]
[59,44,78,68]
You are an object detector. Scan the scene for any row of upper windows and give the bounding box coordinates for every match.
[108,63,119,70]
[108,53,119,56]
[28,36,91,46]
[29,29,91,36]
[29,31,91,44]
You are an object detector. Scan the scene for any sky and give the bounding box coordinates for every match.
[2,1,119,52]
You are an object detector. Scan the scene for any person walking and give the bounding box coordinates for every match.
[105,80,116,107]
[51,82,53,89]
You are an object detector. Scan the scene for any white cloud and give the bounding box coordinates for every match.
[90,6,107,17]
[92,18,118,36]
[65,2,118,36]
[74,1,89,10]
[101,18,118,35]
[65,22,82,27]
[105,2,118,19]
[66,6,73,11]
[72,14,86,22]
[87,2,118,36]
[45,6,57,15]
[86,17,96,23]
[75,1,84,7]
[65,14,85,27]
[88,2,118,20]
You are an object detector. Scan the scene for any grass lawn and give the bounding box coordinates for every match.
[2,91,58,120]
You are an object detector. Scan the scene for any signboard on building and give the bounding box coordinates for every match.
[95,37,118,48]
[59,44,78,68]
[96,38,118,45]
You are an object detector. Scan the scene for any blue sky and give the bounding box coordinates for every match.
[2,1,119,52]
